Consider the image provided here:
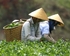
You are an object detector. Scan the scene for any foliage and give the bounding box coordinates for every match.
[0,6,6,19]
[0,39,70,56]
[3,22,22,29]
[0,0,41,28]
[0,0,70,40]
[56,0,70,9]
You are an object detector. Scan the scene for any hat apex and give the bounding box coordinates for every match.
[29,8,48,21]
[48,14,64,26]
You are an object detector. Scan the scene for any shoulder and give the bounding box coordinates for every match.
[40,21,49,27]
[40,21,48,24]
[23,19,30,27]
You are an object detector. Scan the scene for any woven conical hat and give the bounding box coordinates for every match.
[48,14,64,26]
[29,8,48,20]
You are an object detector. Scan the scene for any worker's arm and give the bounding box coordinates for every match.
[43,34,56,43]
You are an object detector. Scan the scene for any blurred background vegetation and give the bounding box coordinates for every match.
[0,0,70,40]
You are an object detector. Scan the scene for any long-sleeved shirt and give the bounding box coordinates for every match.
[40,21,50,36]
[21,17,42,41]
[40,21,56,43]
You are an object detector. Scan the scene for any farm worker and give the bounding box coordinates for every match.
[40,14,64,43]
[21,8,48,41]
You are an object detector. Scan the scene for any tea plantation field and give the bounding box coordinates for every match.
[0,39,70,56]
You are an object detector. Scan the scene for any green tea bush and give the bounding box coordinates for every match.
[0,39,70,56]
[3,22,22,29]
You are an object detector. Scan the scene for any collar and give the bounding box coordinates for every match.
[28,17,34,24]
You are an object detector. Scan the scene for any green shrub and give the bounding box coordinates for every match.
[0,39,70,56]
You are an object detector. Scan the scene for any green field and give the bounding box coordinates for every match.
[0,39,70,56]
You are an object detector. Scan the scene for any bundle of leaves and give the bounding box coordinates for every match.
[3,22,22,29]
[0,39,70,56]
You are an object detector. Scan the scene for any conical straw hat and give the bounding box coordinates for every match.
[48,14,64,26]
[29,8,48,21]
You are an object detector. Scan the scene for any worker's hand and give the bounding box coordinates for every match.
[35,37,41,41]
[50,37,56,43]
[27,36,41,41]
[27,36,36,41]
[43,34,56,43]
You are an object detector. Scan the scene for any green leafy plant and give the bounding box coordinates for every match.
[0,39,70,56]
[3,22,22,29]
